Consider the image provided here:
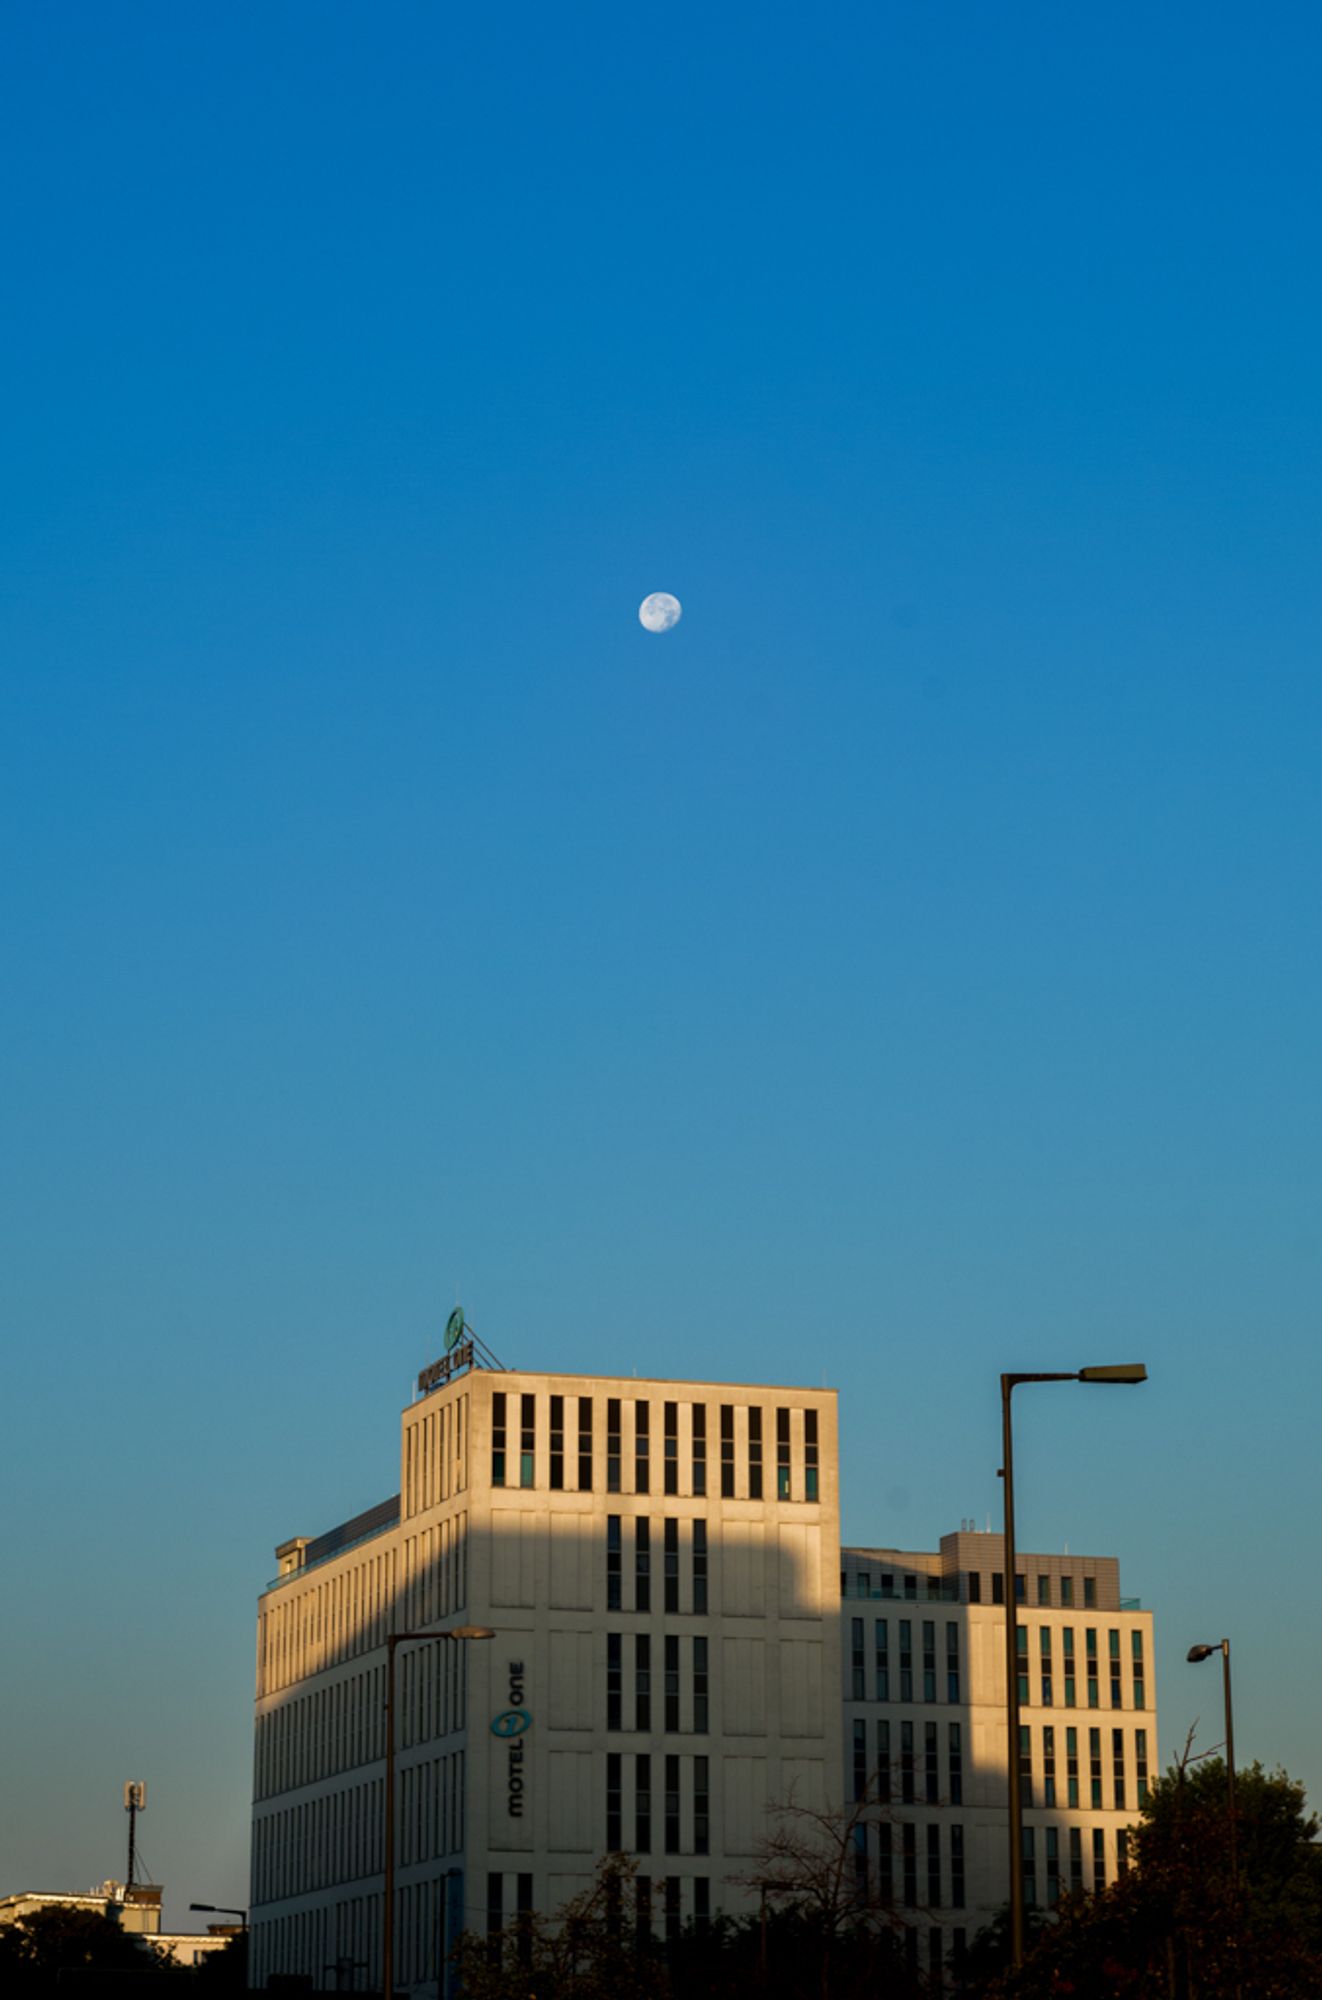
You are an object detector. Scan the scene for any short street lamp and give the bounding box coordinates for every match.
[383,1626,495,2000]
[1188,1638,1238,1892]
[189,1903,248,1928]
[1002,1363,1147,1968]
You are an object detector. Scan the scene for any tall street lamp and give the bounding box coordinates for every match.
[1002,1363,1147,1968]
[1187,1639,1237,1892]
[383,1625,495,2000]
[188,1904,248,1928]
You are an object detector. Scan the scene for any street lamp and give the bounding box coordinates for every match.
[1187,1639,1237,1892]
[189,1904,248,1928]
[383,1625,495,2000]
[1002,1363,1147,1968]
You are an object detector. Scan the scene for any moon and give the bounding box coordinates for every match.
[639,591,682,633]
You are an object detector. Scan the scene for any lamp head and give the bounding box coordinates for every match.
[1078,1364,1148,1384]
[1187,1644,1217,1664]
[446,1625,496,1641]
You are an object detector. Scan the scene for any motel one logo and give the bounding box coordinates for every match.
[491,1661,530,1818]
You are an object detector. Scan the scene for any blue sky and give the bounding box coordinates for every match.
[2,1,1320,1924]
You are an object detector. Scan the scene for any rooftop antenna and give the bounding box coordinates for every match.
[123,1782,146,1892]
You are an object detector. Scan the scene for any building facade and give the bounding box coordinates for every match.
[251,1363,842,1991]
[840,1531,1156,1988]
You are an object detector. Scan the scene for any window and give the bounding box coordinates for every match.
[692,1520,708,1615]
[1019,1725,1033,1809]
[967,1571,982,1604]
[1089,1727,1103,1807]
[1015,1572,1027,1602]
[1037,1574,1051,1606]
[550,1395,565,1490]
[1040,1626,1053,1707]
[578,1396,593,1490]
[902,1822,917,1906]
[925,1721,939,1803]
[520,1394,535,1488]
[1063,1627,1077,1707]
[878,1822,893,1903]
[1046,1827,1060,1906]
[899,1621,914,1702]
[1136,1728,1149,1803]
[607,1398,622,1493]
[1109,1629,1122,1708]
[693,1637,709,1733]
[694,1757,710,1855]
[950,1825,966,1908]
[635,1876,651,1942]
[1060,1575,1074,1607]
[630,1517,650,1611]
[1092,1828,1105,1890]
[851,1618,866,1700]
[875,1620,890,1701]
[607,1633,622,1730]
[947,1722,963,1805]
[992,1571,1005,1605]
[1084,1575,1097,1608]
[877,1719,891,1802]
[1118,1828,1130,1876]
[1043,1724,1056,1805]
[900,1721,915,1803]
[1132,1630,1146,1709]
[1069,1827,1083,1893]
[663,1401,679,1496]
[664,1877,680,1942]
[776,1407,791,1499]
[922,1621,937,1702]
[719,1405,735,1497]
[691,1404,707,1496]
[664,1519,680,1614]
[1066,1726,1079,1806]
[946,1622,961,1702]
[607,1517,622,1611]
[904,1572,918,1600]
[1023,1825,1037,1909]
[492,1392,507,1487]
[880,1571,896,1598]
[927,1823,941,1906]
[1112,1727,1126,1809]
[664,1635,680,1732]
[748,1406,763,1498]
[606,1753,622,1849]
[487,1872,503,1941]
[635,1755,651,1852]
[805,1409,819,1501]
[664,1754,680,1853]
[852,1718,867,1800]
[635,1401,650,1493]
[1086,1629,1099,1708]
[694,1876,709,1926]
[636,1635,651,1731]
[1017,1624,1029,1705]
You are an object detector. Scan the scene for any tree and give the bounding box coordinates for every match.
[0,1905,170,1992]
[448,1855,669,2000]
[980,1753,1322,2000]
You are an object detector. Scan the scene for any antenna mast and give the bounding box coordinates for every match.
[124,1782,146,1891]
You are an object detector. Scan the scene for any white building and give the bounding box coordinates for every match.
[251,1359,841,1991]
[841,1531,1156,1989]
[0,1886,236,1968]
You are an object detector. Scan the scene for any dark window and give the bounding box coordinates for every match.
[1046,1827,1060,1905]
[635,1876,651,1943]
[805,1408,819,1501]
[1040,1625,1053,1707]
[992,1571,1004,1605]
[904,1571,917,1600]
[1023,1825,1037,1909]
[607,1516,622,1611]
[902,1822,917,1906]
[1042,1724,1056,1806]
[1092,1828,1105,1891]
[748,1405,763,1499]
[1063,1627,1077,1708]
[946,1621,961,1702]
[1017,1622,1029,1704]
[967,1571,981,1604]
[663,1401,679,1496]
[927,1823,941,1906]
[550,1394,565,1491]
[1069,1827,1083,1892]
[606,1752,622,1849]
[852,1718,867,1800]
[607,1398,622,1494]
[1113,1727,1126,1809]
[1066,1725,1079,1806]
[664,1877,681,1944]
[691,1403,707,1496]
[878,1822,893,1903]
[1015,1572,1027,1603]
[1037,1574,1051,1606]
[1132,1630,1147,1709]
[1086,1629,1099,1708]
[1137,1728,1149,1803]
[607,1632,622,1730]
[1084,1575,1097,1609]
[487,1872,503,1941]
[664,1518,680,1613]
[635,1634,651,1732]
[694,1756,710,1856]
[1060,1573,1074,1606]
[635,1754,652,1852]
[664,1754,680,1853]
[635,1518,651,1613]
[947,1721,963,1805]
[776,1406,791,1499]
[492,1392,507,1488]
[693,1636,709,1733]
[1090,1727,1103,1808]
[665,1635,680,1732]
[694,1876,709,1925]
[1019,1724,1033,1808]
[899,1620,914,1703]
[925,1721,939,1803]
[900,1720,915,1804]
[520,1393,535,1488]
[876,1719,891,1801]
[692,1520,708,1614]
[635,1401,650,1494]
[922,1620,937,1702]
[1118,1828,1130,1876]
[578,1396,593,1491]
[719,1404,735,1497]
[1109,1629,1122,1708]
[951,1824,966,1907]
[875,1619,890,1701]
[851,1618,866,1700]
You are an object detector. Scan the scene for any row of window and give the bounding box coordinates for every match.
[842,1568,1110,1608]
[252,1777,385,1906]
[854,1816,967,1909]
[607,1632,709,1733]
[1016,1624,1148,1710]
[491,1395,821,1501]
[1024,1823,1129,1906]
[606,1752,711,1856]
[849,1618,961,1704]
[1020,1724,1150,1813]
[606,1516,709,1614]
[487,1871,712,1946]
[852,1716,964,1806]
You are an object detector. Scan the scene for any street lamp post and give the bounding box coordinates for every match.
[1187,1639,1237,1891]
[382,1625,494,2000]
[1002,1363,1147,1969]
[188,1903,248,1928]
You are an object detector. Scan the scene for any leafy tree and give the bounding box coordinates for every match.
[449,1855,669,2000]
[0,1904,169,1992]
